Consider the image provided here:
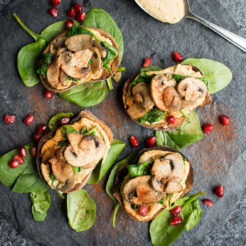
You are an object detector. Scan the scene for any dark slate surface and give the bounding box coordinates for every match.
[0,0,246,245]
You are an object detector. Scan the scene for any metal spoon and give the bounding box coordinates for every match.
[135,0,246,52]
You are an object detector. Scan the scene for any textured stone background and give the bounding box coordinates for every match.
[0,0,246,245]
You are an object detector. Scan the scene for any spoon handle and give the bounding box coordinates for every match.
[186,11,246,52]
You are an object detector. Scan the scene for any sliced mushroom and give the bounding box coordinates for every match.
[177,78,207,102]
[46,55,61,88]
[165,180,183,193]
[122,176,165,205]
[55,146,66,161]
[59,70,73,88]
[163,86,181,111]
[49,34,67,54]
[66,133,83,155]
[42,147,57,163]
[126,102,150,120]
[64,134,106,168]
[60,49,93,79]
[132,82,155,110]
[150,74,177,111]
[49,158,74,183]
[164,153,185,179]
[65,34,93,52]
[90,47,103,79]
[92,40,107,58]
[58,175,76,193]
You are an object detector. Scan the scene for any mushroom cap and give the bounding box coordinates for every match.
[46,55,61,88]
[65,34,93,52]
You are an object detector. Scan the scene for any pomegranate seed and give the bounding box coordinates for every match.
[202,199,213,207]
[173,51,184,63]
[23,114,34,126]
[36,124,47,135]
[44,89,53,100]
[60,117,71,125]
[170,206,182,216]
[129,136,139,148]
[13,155,24,165]
[9,159,19,169]
[170,216,182,226]
[66,19,74,29]
[18,146,27,157]
[145,136,156,147]
[73,3,83,13]
[48,8,58,18]
[67,8,75,18]
[137,204,148,217]
[143,57,152,67]
[203,123,213,134]
[30,146,38,158]
[33,133,42,143]
[4,114,16,124]
[50,0,60,7]
[219,115,230,126]
[214,185,224,198]
[76,12,86,22]
[167,115,176,125]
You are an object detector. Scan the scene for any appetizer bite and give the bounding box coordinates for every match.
[38,24,120,92]
[113,147,193,221]
[37,110,113,193]
[123,64,211,130]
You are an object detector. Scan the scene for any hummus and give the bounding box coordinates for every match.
[137,0,187,24]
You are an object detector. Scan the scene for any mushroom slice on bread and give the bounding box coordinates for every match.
[37,110,113,193]
[65,34,93,51]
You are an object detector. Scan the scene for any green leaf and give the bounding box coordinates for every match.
[156,111,203,149]
[140,66,162,72]
[87,139,125,184]
[67,189,96,232]
[150,192,204,246]
[48,112,74,131]
[83,8,124,62]
[61,126,80,138]
[127,161,153,178]
[40,21,66,42]
[181,58,232,94]
[17,39,46,87]
[30,191,51,222]
[138,107,165,124]
[59,81,108,107]
[72,167,82,175]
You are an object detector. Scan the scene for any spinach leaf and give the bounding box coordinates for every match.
[48,112,74,131]
[106,152,137,226]
[150,192,204,246]
[61,126,80,138]
[72,167,82,175]
[36,63,48,76]
[67,23,91,36]
[138,107,165,124]
[30,191,51,222]
[59,81,108,107]
[67,189,96,232]
[127,161,153,178]
[17,39,46,87]
[83,8,124,62]
[140,66,162,72]
[181,58,232,94]
[156,111,203,149]
[40,21,66,42]
[87,139,125,184]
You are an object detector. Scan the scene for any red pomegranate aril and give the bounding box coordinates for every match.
[138,204,148,217]
[60,117,71,125]
[13,155,24,165]
[202,199,213,207]
[73,3,83,13]
[219,115,230,126]
[170,216,182,226]
[173,51,184,63]
[33,133,42,143]
[18,146,27,157]
[170,206,182,216]
[67,8,76,18]
[143,57,152,68]
[214,185,224,198]
[30,146,38,158]
[50,0,60,7]
[167,115,176,125]
[145,136,156,147]
[48,8,58,18]
[129,136,139,148]
[36,124,47,135]
[66,19,74,29]
[23,114,34,126]
[44,89,53,100]
[203,123,213,134]
[4,114,16,124]
[9,159,19,169]
[76,12,86,22]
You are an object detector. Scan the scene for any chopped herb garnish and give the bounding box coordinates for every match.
[138,107,165,124]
